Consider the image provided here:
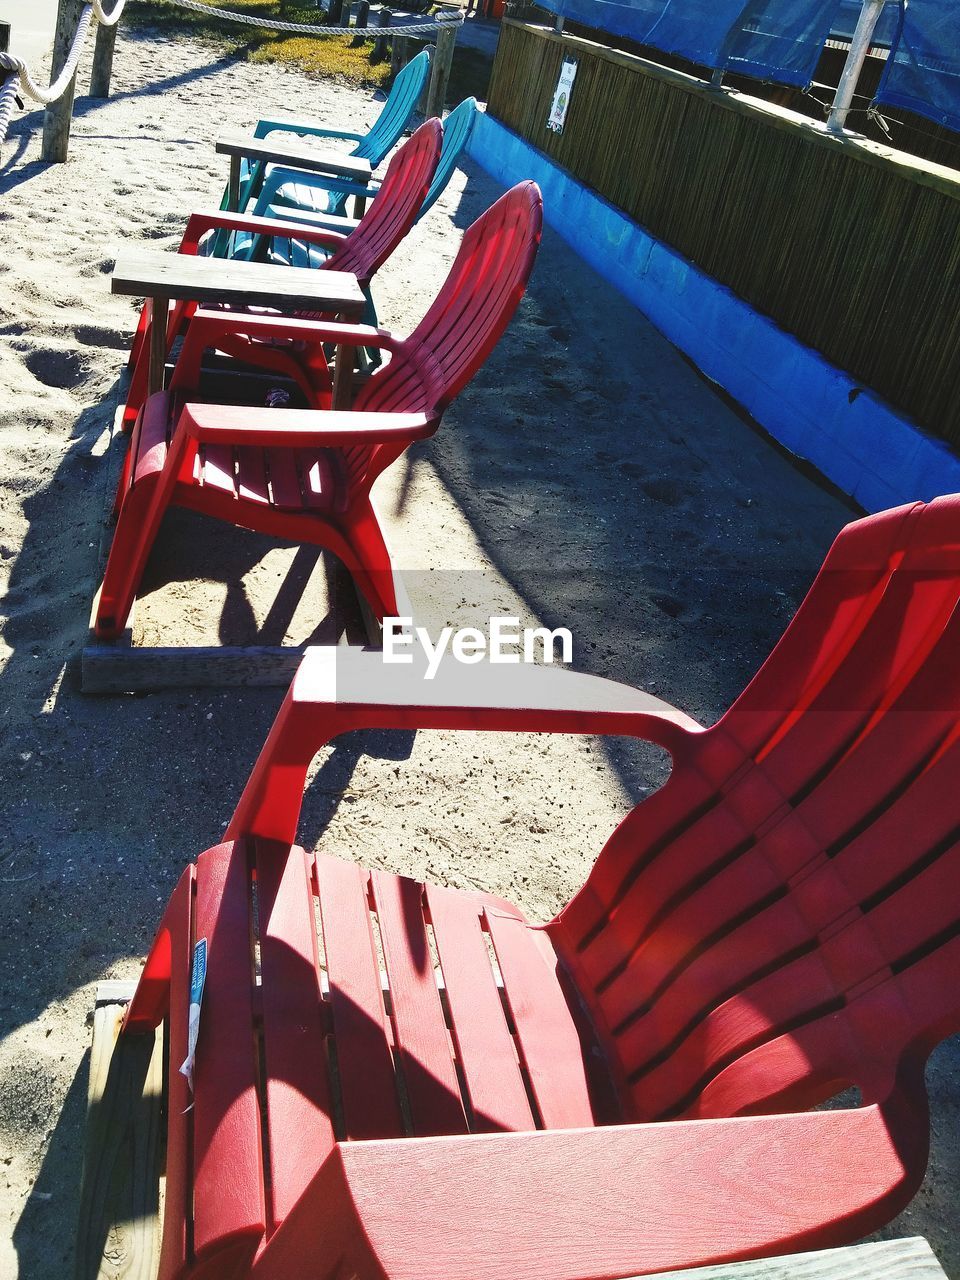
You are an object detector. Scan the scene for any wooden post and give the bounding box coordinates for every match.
[425,17,456,119]
[827,0,886,135]
[0,21,10,53]
[391,32,409,78]
[328,0,344,24]
[554,15,564,33]
[373,8,391,63]
[89,20,118,98]
[40,0,85,163]
[350,0,369,47]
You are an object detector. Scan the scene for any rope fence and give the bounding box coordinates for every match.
[0,0,462,157]
[0,0,124,105]
[163,0,461,38]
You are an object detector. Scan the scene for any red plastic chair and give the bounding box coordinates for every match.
[123,495,960,1279]
[95,181,543,640]
[122,118,444,432]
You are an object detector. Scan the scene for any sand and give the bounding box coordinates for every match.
[1,26,957,1280]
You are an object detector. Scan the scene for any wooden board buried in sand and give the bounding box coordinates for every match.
[74,989,949,1280]
[81,408,409,693]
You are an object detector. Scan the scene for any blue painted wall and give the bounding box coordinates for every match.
[467,110,960,512]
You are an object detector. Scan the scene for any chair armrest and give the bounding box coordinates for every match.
[254,1103,923,1280]
[181,209,348,255]
[254,119,366,143]
[180,403,437,447]
[292,646,701,743]
[226,649,703,842]
[186,307,398,352]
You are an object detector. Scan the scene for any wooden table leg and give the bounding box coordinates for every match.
[148,295,169,399]
[228,154,241,211]
[331,344,354,410]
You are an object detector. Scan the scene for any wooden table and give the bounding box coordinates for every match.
[111,248,366,407]
[216,132,373,211]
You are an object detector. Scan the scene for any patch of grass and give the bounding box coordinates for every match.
[129,0,393,88]
[127,0,492,97]
[248,33,392,88]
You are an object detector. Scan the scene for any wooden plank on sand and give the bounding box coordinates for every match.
[74,982,162,1280]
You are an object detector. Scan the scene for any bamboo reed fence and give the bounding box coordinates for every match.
[488,20,960,450]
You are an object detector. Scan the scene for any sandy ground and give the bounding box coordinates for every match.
[0,28,957,1280]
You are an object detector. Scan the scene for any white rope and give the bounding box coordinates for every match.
[0,0,456,146]
[163,0,463,37]
[0,0,127,110]
[93,0,127,27]
[0,76,20,143]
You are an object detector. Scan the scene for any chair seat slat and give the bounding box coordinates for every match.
[371,870,469,1136]
[425,884,535,1132]
[315,854,405,1140]
[256,842,336,1229]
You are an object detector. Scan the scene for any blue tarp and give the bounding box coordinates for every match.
[876,1,960,131]
[537,0,846,87]
[723,0,847,85]
[830,0,901,48]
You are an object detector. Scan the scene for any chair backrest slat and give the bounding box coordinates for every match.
[416,97,478,223]
[328,51,432,215]
[326,119,442,287]
[346,181,542,492]
[550,496,960,1122]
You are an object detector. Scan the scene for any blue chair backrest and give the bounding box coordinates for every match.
[327,49,431,215]
[355,50,432,166]
[416,97,479,222]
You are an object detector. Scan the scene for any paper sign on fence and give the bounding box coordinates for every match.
[547,57,578,133]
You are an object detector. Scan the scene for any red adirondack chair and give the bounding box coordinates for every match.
[95,181,543,640]
[123,494,960,1280]
[122,117,444,432]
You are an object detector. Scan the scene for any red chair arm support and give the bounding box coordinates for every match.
[184,308,396,351]
[253,1104,924,1280]
[226,648,704,843]
[179,403,437,447]
[180,209,349,254]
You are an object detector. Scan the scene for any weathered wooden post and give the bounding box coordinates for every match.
[328,0,345,25]
[351,0,370,45]
[425,15,457,118]
[827,0,886,135]
[391,32,409,78]
[41,0,85,162]
[90,19,119,98]
[373,8,391,63]
[0,21,10,53]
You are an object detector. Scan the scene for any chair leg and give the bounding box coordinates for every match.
[127,301,149,378]
[123,300,194,431]
[97,429,188,639]
[340,500,400,621]
[123,865,194,1034]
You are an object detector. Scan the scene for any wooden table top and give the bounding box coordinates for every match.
[111,249,366,315]
[216,132,374,182]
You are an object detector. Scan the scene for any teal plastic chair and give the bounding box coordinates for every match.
[217,100,479,278]
[252,98,480,251]
[225,50,432,216]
